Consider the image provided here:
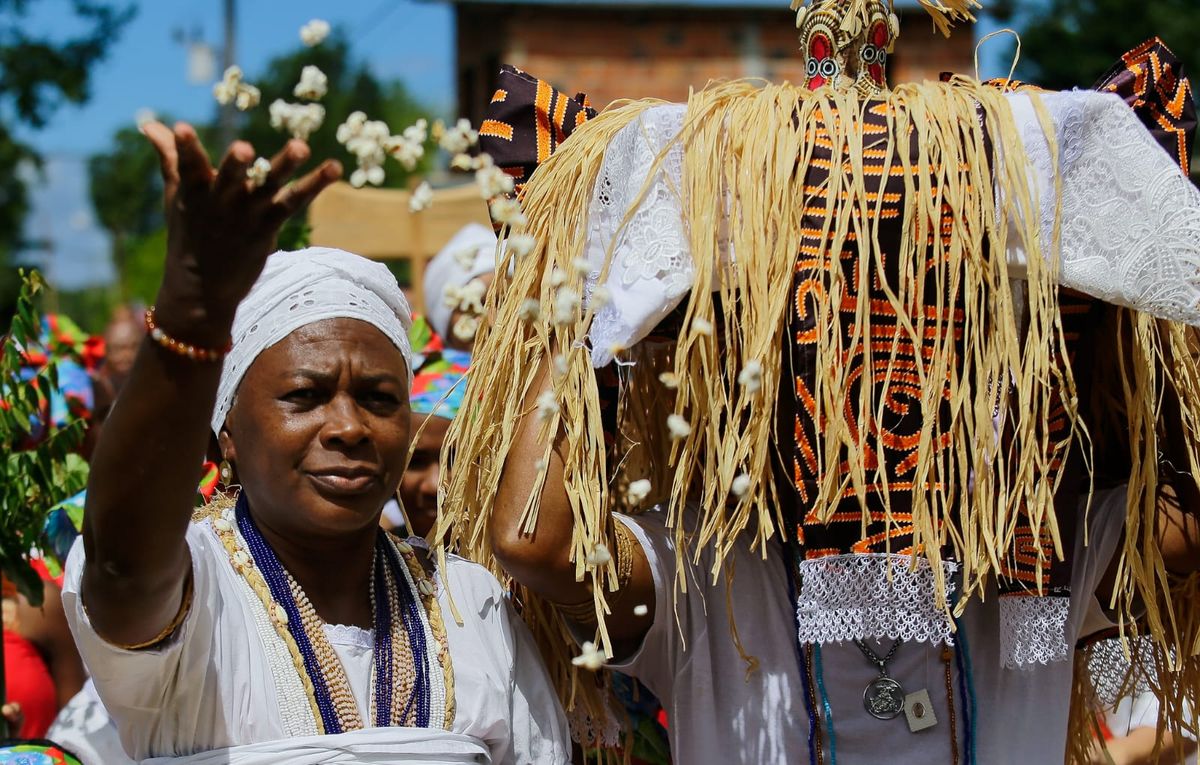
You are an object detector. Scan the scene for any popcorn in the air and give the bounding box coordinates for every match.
[409,181,434,212]
[586,543,612,568]
[738,359,763,394]
[536,390,560,422]
[627,479,652,504]
[553,354,569,377]
[452,278,488,316]
[452,245,480,271]
[490,198,527,228]
[293,65,328,101]
[476,164,515,199]
[438,118,479,154]
[452,314,480,342]
[269,100,325,141]
[214,66,260,112]
[552,289,581,325]
[518,299,541,323]
[667,414,692,439]
[450,153,475,171]
[731,473,752,498]
[246,157,271,188]
[384,119,428,171]
[300,19,331,47]
[692,317,714,336]
[572,641,605,671]
[507,233,537,259]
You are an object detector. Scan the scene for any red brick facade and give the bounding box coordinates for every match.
[454,3,976,124]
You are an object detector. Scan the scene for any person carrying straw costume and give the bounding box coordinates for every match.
[62,122,570,764]
[437,0,1200,762]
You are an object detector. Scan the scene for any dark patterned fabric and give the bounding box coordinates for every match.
[478,65,597,204]
[787,99,978,561]
[782,98,1084,600]
[1094,37,1197,175]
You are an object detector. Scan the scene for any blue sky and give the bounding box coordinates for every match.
[17,0,1010,290]
[17,0,455,288]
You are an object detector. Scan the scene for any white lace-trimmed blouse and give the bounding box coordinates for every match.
[61,519,571,764]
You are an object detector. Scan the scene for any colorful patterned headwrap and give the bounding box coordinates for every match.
[410,348,470,421]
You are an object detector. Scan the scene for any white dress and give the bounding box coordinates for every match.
[611,487,1128,765]
[61,519,571,764]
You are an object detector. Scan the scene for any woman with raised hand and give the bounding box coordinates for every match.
[62,122,569,764]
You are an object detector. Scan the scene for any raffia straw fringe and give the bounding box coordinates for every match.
[436,78,1200,748]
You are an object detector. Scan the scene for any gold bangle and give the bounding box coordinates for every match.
[613,520,635,592]
[555,597,598,625]
[144,308,232,363]
[111,570,195,651]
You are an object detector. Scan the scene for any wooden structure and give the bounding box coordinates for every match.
[309,181,492,313]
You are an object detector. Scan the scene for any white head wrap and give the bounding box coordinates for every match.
[422,222,497,338]
[211,247,413,435]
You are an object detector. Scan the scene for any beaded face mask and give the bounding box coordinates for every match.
[794,0,899,96]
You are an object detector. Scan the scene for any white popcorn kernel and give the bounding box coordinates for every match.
[300,19,331,47]
[667,414,692,439]
[731,473,752,498]
[627,479,652,504]
[409,181,434,212]
[246,157,272,188]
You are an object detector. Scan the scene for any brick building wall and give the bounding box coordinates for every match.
[454,2,976,124]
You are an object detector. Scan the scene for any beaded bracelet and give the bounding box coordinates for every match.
[144,307,232,362]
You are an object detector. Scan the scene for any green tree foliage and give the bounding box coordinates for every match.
[0,271,88,606]
[0,0,134,263]
[990,0,1199,172]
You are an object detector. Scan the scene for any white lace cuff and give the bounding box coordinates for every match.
[794,554,959,646]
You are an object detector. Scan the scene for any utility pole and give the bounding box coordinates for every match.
[218,0,237,147]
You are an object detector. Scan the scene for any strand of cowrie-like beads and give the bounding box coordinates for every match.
[390,537,439,725]
[390,535,454,728]
[286,571,366,731]
[210,510,325,732]
[385,560,418,726]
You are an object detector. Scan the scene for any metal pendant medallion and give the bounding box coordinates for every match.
[863,676,906,720]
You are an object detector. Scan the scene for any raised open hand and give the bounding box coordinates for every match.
[143,121,342,344]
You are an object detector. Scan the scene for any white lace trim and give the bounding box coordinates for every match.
[584,105,691,367]
[323,623,374,649]
[1006,90,1200,325]
[794,554,959,646]
[998,595,1071,668]
[1085,635,1155,706]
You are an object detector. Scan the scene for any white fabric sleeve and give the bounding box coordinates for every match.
[498,597,572,765]
[1003,90,1200,325]
[605,511,698,703]
[61,524,220,758]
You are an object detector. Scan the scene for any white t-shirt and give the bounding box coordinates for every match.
[612,487,1128,765]
[62,519,570,764]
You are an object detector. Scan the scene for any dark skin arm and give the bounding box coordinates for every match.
[81,122,339,647]
[491,359,655,656]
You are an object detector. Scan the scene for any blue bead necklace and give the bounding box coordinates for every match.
[234,494,432,733]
